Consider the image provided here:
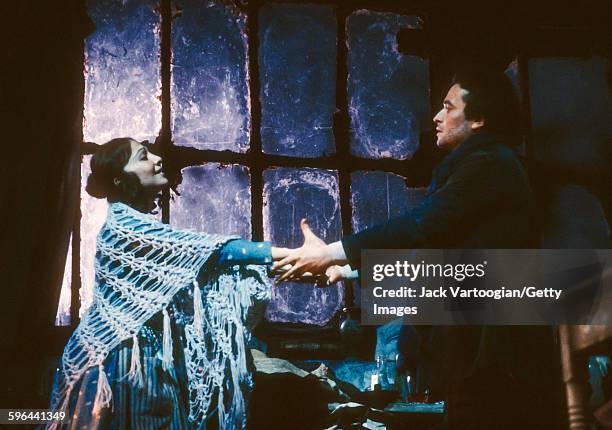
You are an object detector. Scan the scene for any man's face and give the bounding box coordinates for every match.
[433,83,482,150]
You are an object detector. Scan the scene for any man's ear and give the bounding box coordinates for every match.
[470,117,485,131]
[113,177,121,187]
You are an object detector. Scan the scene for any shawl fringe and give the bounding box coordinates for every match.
[48,203,271,430]
[127,335,144,389]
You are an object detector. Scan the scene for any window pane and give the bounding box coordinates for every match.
[171,0,250,152]
[73,0,162,315]
[170,164,251,239]
[84,0,161,143]
[259,4,336,157]
[347,11,429,160]
[350,171,426,308]
[80,156,111,315]
[263,168,343,325]
[528,56,612,168]
[351,170,426,233]
[56,237,72,326]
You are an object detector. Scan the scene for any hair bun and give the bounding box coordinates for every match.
[86,172,111,199]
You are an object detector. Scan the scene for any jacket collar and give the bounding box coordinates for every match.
[427,131,500,194]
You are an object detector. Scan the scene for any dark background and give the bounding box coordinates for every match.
[1,0,610,410]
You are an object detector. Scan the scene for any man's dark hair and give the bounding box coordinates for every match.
[452,67,521,140]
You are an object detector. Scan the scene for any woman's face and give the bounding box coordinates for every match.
[122,140,168,191]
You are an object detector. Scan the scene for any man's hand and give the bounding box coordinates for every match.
[271,219,335,283]
[271,246,290,261]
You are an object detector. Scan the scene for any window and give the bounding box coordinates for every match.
[56,0,432,328]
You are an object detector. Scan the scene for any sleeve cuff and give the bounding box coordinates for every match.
[339,264,359,280]
[328,241,347,263]
[219,239,272,265]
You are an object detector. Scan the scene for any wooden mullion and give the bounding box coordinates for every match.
[517,53,535,161]
[247,2,264,242]
[334,5,354,308]
[335,4,352,236]
[160,0,172,224]
[154,147,431,185]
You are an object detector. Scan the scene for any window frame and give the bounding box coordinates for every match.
[62,0,440,331]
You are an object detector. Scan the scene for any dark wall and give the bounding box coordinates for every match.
[1,0,91,407]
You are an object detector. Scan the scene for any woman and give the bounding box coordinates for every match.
[48,137,288,430]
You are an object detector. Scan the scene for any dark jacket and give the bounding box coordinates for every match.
[342,132,558,429]
[341,131,535,268]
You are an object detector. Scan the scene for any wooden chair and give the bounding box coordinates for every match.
[560,323,612,429]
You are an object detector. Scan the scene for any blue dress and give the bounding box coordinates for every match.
[60,240,272,430]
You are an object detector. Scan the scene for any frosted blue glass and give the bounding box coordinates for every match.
[172,1,250,152]
[56,237,72,326]
[259,4,336,157]
[351,170,426,233]
[84,0,161,143]
[170,164,251,239]
[350,170,426,307]
[67,0,162,322]
[80,155,111,315]
[263,168,343,325]
[347,11,430,160]
[529,56,612,168]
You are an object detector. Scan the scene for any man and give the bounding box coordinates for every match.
[273,67,533,278]
[273,69,558,429]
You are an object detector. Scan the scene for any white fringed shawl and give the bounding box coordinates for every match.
[49,202,271,429]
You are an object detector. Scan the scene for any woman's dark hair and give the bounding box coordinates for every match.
[86,137,148,209]
[452,67,521,140]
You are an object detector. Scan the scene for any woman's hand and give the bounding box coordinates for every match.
[324,265,347,284]
[321,264,358,285]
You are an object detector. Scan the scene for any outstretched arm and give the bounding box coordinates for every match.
[217,239,290,266]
